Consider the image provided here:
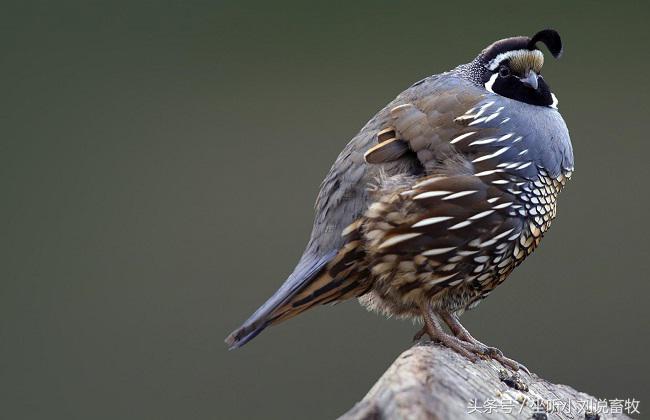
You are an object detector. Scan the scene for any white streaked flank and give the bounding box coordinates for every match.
[427,273,458,286]
[469,210,495,220]
[412,216,454,228]
[468,116,487,126]
[484,112,500,123]
[493,228,515,240]
[479,238,498,248]
[475,169,504,177]
[469,137,498,146]
[458,250,479,256]
[413,177,444,189]
[492,202,513,209]
[442,190,478,200]
[449,220,472,230]
[378,232,421,249]
[471,146,510,162]
[421,246,457,256]
[478,272,492,281]
[472,106,487,118]
[483,101,495,109]
[450,131,477,144]
[413,190,452,200]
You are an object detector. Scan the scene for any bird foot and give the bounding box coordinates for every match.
[428,330,481,363]
[430,333,527,372]
[484,348,528,373]
[416,314,482,363]
[457,335,529,373]
[416,309,530,373]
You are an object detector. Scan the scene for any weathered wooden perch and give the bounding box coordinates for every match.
[340,343,632,420]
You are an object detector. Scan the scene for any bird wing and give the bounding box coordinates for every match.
[226,77,505,347]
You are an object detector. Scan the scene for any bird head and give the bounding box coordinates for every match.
[469,29,563,108]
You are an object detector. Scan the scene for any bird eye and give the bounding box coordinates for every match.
[498,66,510,78]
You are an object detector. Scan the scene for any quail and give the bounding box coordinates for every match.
[226,29,574,370]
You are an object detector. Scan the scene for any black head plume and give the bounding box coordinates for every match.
[477,29,564,66]
[528,29,563,58]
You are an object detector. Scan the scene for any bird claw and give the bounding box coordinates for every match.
[483,346,504,358]
[413,327,426,342]
[438,332,527,373]
[516,362,531,375]
[490,352,529,374]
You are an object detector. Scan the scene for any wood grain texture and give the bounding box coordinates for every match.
[340,343,631,420]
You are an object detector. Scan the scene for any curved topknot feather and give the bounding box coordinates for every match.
[528,29,563,58]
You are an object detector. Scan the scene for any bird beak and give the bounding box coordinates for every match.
[521,70,539,90]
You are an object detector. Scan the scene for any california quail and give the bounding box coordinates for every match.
[226,29,574,370]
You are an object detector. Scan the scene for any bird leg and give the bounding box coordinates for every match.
[439,311,528,373]
[417,303,485,362]
[438,311,495,351]
[414,304,527,372]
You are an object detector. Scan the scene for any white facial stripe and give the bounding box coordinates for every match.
[484,73,498,93]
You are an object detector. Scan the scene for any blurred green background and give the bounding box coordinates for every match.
[1,1,649,419]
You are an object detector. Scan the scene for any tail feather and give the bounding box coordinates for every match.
[225,250,337,349]
[269,272,363,324]
[225,235,369,349]
[226,220,369,349]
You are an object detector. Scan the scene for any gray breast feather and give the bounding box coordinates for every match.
[490,98,573,178]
